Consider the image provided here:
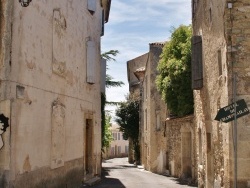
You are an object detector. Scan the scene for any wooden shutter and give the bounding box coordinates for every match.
[101,9,105,36]
[191,36,203,90]
[87,41,96,84]
[100,58,106,93]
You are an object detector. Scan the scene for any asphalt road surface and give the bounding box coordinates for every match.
[84,157,197,188]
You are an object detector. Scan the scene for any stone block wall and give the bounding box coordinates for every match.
[193,0,250,187]
[166,116,197,183]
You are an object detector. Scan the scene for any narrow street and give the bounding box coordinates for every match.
[84,158,197,188]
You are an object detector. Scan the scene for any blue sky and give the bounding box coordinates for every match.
[101,0,191,118]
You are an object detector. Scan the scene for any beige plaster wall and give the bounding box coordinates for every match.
[141,43,168,173]
[0,0,105,187]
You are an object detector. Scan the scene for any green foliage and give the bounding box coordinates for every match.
[101,50,124,150]
[102,114,113,149]
[115,94,140,161]
[101,50,124,89]
[156,25,194,117]
[101,50,119,62]
[105,75,124,89]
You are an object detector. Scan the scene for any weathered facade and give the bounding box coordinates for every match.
[0,0,111,187]
[166,115,197,183]
[103,123,129,159]
[140,42,168,173]
[192,0,250,187]
[128,42,197,184]
[127,52,147,163]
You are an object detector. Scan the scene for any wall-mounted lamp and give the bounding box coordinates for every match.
[19,0,32,7]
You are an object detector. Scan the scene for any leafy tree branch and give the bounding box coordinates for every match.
[156,25,194,117]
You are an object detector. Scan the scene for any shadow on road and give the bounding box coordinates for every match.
[168,177,197,187]
[83,165,127,188]
[83,158,197,188]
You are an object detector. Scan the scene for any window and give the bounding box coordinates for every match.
[209,8,212,24]
[86,41,96,84]
[118,133,120,140]
[125,146,129,154]
[16,85,25,99]
[217,49,222,76]
[145,77,148,100]
[191,36,203,90]
[192,0,199,18]
[113,133,117,140]
[100,9,104,36]
[111,147,115,155]
[156,111,161,131]
[145,109,148,130]
[118,146,121,154]
[101,58,106,92]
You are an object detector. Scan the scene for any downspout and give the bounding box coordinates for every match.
[233,73,237,188]
[228,2,237,187]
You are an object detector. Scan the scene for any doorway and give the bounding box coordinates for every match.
[85,118,93,175]
[182,132,192,178]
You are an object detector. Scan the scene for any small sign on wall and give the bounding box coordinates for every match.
[215,99,249,123]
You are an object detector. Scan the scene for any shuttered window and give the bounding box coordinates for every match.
[87,41,96,84]
[101,9,104,36]
[192,0,198,17]
[191,35,203,90]
[101,58,106,92]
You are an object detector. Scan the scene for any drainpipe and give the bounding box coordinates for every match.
[227,2,237,187]
[233,73,237,188]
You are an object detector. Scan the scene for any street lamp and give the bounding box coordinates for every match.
[19,0,32,7]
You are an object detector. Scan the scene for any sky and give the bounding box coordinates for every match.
[101,0,192,119]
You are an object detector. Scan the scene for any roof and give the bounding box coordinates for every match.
[149,42,166,46]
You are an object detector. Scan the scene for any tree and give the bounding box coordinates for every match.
[102,113,113,149]
[101,50,124,150]
[115,94,140,162]
[101,50,124,90]
[156,25,194,117]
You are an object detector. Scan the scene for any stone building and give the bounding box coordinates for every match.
[0,0,111,187]
[128,42,197,183]
[103,123,129,159]
[139,42,168,173]
[192,0,250,187]
[127,52,147,163]
[165,115,197,183]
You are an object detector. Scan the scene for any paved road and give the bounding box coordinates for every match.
[84,157,197,188]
